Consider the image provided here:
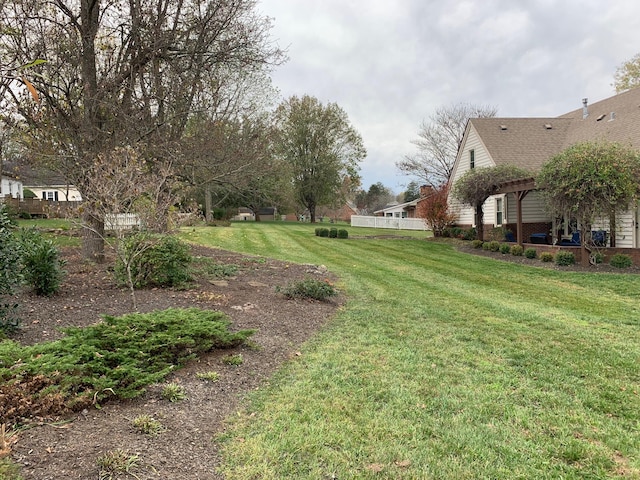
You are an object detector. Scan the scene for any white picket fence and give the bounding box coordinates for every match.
[350,215,428,231]
[105,213,142,231]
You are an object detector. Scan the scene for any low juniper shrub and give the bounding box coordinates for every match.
[499,243,511,254]
[610,253,632,269]
[471,239,484,249]
[276,278,337,301]
[510,245,524,256]
[555,251,575,266]
[524,248,537,259]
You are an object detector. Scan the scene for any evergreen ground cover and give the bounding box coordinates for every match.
[181,222,640,479]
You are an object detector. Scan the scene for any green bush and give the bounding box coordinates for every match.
[0,308,254,416]
[592,252,604,264]
[540,252,554,263]
[555,251,575,266]
[19,228,66,297]
[115,234,192,288]
[318,228,329,237]
[488,241,500,252]
[0,205,21,332]
[524,248,537,259]
[482,242,491,251]
[610,253,632,269]
[461,228,477,241]
[472,239,484,249]
[499,243,511,254]
[337,229,349,239]
[510,245,524,256]
[329,228,338,238]
[314,228,322,236]
[276,278,337,301]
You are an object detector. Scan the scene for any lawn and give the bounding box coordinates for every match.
[181,222,640,479]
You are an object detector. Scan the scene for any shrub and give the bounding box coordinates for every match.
[610,253,632,269]
[0,205,21,332]
[318,228,329,237]
[0,308,254,420]
[276,278,337,301]
[329,227,338,238]
[555,251,575,266]
[115,234,192,288]
[524,248,537,259]
[510,245,524,256]
[461,228,477,241]
[337,229,349,239]
[591,252,605,264]
[540,252,554,263]
[19,228,66,297]
[471,239,484,249]
[314,228,322,236]
[482,242,491,251]
[499,243,511,254]
[488,241,500,252]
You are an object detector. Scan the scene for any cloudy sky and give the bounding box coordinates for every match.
[257,0,640,193]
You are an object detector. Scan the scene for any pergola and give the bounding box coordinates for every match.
[495,177,537,246]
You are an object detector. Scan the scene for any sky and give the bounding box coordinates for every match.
[257,0,640,194]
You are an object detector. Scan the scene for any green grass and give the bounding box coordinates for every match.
[179,222,640,479]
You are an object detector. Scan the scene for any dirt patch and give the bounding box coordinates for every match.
[4,245,341,479]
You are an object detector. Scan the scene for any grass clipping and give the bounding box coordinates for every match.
[0,308,254,424]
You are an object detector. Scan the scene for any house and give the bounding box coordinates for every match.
[374,185,435,219]
[320,201,359,222]
[0,172,23,199]
[449,87,640,248]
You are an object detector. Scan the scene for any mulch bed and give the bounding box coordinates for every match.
[4,245,342,480]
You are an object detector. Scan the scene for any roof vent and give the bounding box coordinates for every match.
[544,123,552,129]
[500,124,507,131]
[609,112,616,121]
[596,114,606,121]
[582,98,589,119]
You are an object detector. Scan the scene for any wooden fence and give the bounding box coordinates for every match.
[350,215,428,231]
[1,197,82,218]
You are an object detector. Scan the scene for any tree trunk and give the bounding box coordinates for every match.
[204,184,213,223]
[609,211,616,247]
[476,204,484,242]
[82,211,105,263]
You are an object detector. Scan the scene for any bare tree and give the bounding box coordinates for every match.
[398,103,497,188]
[0,0,285,260]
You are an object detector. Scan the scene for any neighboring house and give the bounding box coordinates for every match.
[374,186,435,219]
[319,201,360,222]
[0,172,23,199]
[449,87,640,247]
[14,163,82,202]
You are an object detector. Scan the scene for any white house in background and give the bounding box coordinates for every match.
[14,163,82,202]
[448,87,640,247]
[0,173,23,199]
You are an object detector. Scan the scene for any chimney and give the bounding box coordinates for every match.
[582,98,588,119]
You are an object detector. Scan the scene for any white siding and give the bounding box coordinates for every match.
[448,125,495,226]
[593,205,637,248]
[504,190,550,223]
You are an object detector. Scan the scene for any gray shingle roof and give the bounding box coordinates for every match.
[468,87,640,172]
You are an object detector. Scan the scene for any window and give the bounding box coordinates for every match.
[43,191,59,201]
[469,149,475,169]
[495,197,503,226]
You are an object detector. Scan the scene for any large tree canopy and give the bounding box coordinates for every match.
[0,0,284,259]
[613,53,640,93]
[398,102,497,188]
[537,141,640,263]
[453,164,529,241]
[274,95,365,223]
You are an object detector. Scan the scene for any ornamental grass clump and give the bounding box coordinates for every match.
[276,278,337,301]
